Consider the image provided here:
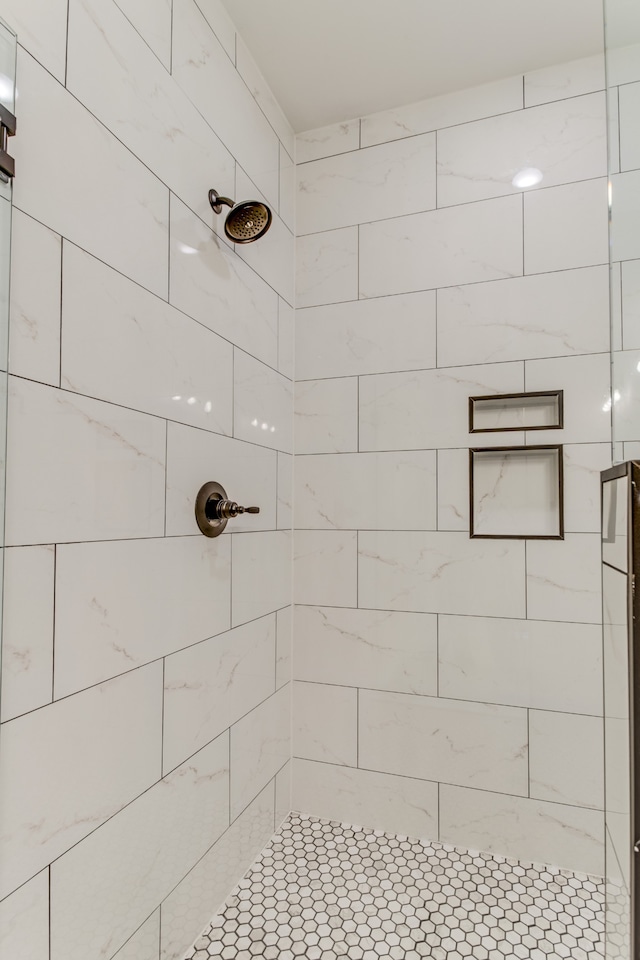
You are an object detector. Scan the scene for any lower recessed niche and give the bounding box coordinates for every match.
[469,444,564,539]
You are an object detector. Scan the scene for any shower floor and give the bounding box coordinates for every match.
[184,812,604,960]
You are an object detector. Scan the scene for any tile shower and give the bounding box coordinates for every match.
[0,3,619,960]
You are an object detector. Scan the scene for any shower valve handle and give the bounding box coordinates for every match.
[208,499,260,520]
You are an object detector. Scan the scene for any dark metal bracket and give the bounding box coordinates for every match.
[0,101,16,180]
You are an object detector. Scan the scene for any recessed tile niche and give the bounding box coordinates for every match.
[469,390,563,433]
[470,445,564,539]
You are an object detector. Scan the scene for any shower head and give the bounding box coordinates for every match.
[208,188,273,244]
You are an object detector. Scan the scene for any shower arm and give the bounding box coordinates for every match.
[208,189,235,214]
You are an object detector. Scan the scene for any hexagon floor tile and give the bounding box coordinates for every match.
[183,811,604,960]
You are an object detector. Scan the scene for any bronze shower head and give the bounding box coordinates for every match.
[208,188,273,243]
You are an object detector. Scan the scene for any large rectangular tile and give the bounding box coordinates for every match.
[169,195,278,368]
[50,734,229,960]
[294,606,437,696]
[160,784,275,960]
[436,266,610,367]
[530,710,604,809]
[524,352,611,444]
[619,80,640,172]
[275,761,292,827]
[1,545,54,722]
[526,533,603,624]
[67,0,234,229]
[277,453,293,530]
[172,0,279,206]
[611,170,640,263]
[9,208,61,387]
[359,362,524,451]
[236,37,294,158]
[359,195,523,299]
[297,119,360,164]
[165,421,277,536]
[437,92,606,206]
[0,0,67,81]
[524,178,609,274]
[114,0,171,67]
[233,349,293,454]
[0,663,163,899]
[0,869,49,960]
[61,243,233,435]
[295,451,436,530]
[293,681,357,766]
[5,377,166,546]
[235,168,294,303]
[294,378,358,454]
[276,605,292,690]
[294,530,358,607]
[359,689,528,795]
[278,297,294,378]
[564,443,612,533]
[297,133,436,235]
[621,259,640,349]
[192,0,236,61]
[54,536,231,697]
[360,75,524,148]
[232,530,292,626]
[13,49,168,298]
[358,531,526,618]
[440,784,604,876]
[292,759,438,841]
[437,448,469,531]
[163,615,276,773]
[438,615,603,715]
[230,686,290,819]
[296,291,436,380]
[113,912,160,960]
[297,227,358,308]
[524,54,605,107]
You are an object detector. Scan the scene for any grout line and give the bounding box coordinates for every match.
[527,708,531,798]
[161,658,166,776]
[51,545,57,703]
[356,687,360,768]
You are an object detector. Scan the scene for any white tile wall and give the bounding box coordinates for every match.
[293,681,358,765]
[294,378,358,454]
[0,869,49,960]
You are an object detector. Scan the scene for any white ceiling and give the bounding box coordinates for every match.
[220,0,605,132]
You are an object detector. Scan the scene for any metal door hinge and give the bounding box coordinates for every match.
[0,102,16,180]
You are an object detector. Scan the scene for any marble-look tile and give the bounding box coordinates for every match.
[0,0,67,81]
[61,243,233,435]
[293,681,357,766]
[114,0,171,67]
[526,533,602,623]
[277,453,292,529]
[359,361,524,452]
[437,448,469,531]
[230,686,290,819]
[437,92,606,207]
[295,378,358,454]
[524,54,605,107]
[231,530,292,626]
[298,133,436,235]
[0,869,49,960]
[297,227,358,308]
[275,761,292,827]
[0,663,163,900]
[237,212,295,308]
[292,759,438,840]
[440,784,604,877]
[279,146,295,234]
[1,545,54,722]
[294,530,358,607]
[530,711,604,810]
[296,291,436,380]
[471,447,562,538]
[276,605,292,690]
[294,605,437,696]
[278,299,294,382]
[163,615,276,774]
[233,349,293,454]
[358,531,526,618]
[439,615,603,715]
[169,195,278,369]
[160,785,274,960]
[608,85,621,175]
[611,260,624,353]
[13,50,168,298]
[172,0,279,206]
[525,352,611,443]
[360,195,523,299]
[236,37,295,159]
[359,689,528,795]
[165,421,276,536]
[360,75,523,148]
[5,377,166,546]
[67,0,234,230]
[618,80,640,172]
[297,119,360,164]
[603,478,628,575]
[192,0,236,62]
[524,177,609,274]
[9,209,61,387]
[295,451,437,530]
[605,41,640,87]
[54,537,231,698]
[50,734,229,960]
[113,912,160,960]
[437,265,610,367]
[612,349,640,442]
[564,443,612,533]
[621,259,640,349]
[611,170,640,263]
